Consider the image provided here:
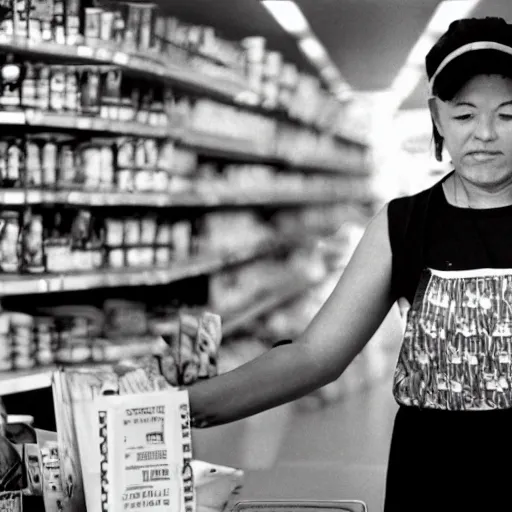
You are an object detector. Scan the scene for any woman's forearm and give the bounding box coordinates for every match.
[187,342,333,428]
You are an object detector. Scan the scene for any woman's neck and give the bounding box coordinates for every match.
[443,172,512,209]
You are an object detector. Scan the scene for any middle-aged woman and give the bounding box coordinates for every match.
[189,16,512,511]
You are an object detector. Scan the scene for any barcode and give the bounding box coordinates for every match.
[142,468,170,482]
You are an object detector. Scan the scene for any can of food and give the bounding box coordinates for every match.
[100,145,114,188]
[116,169,134,191]
[134,139,146,168]
[0,211,20,273]
[173,221,191,260]
[84,7,102,41]
[155,246,171,266]
[58,143,76,187]
[155,222,173,246]
[105,218,124,247]
[108,248,125,269]
[133,169,153,191]
[124,218,140,246]
[140,216,157,245]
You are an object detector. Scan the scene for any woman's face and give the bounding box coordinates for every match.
[432,74,512,189]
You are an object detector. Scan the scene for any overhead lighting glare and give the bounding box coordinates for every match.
[261,0,309,35]
[298,36,328,63]
[427,0,480,35]
[389,0,481,110]
[407,33,438,66]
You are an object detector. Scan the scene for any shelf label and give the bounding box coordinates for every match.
[0,111,25,124]
[76,117,92,130]
[113,51,129,65]
[77,45,94,58]
[95,47,112,61]
[3,190,25,204]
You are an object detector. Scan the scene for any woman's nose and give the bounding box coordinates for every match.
[474,116,497,141]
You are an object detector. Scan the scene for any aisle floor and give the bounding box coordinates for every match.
[194,377,399,512]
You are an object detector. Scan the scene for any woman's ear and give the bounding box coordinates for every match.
[428,96,444,137]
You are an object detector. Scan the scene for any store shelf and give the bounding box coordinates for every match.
[0,110,179,139]
[0,239,298,297]
[0,367,55,395]
[222,278,316,337]
[0,37,252,105]
[0,111,368,175]
[183,130,369,176]
[0,188,362,208]
[0,38,367,149]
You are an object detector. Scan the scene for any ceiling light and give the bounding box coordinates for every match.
[298,36,328,63]
[391,66,424,100]
[407,33,438,66]
[261,0,309,35]
[427,0,480,34]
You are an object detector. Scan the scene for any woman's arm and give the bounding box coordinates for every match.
[189,203,395,427]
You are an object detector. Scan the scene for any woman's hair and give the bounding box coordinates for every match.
[426,17,512,160]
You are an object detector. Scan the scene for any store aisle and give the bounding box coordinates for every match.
[194,376,399,512]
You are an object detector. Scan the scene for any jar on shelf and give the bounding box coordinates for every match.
[58,142,76,188]
[0,211,20,273]
[108,248,125,269]
[105,218,124,248]
[41,137,58,188]
[123,218,141,247]
[20,212,45,274]
[49,66,66,112]
[25,140,42,187]
[44,239,72,273]
[4,138,23,188]
[140,216,157,246]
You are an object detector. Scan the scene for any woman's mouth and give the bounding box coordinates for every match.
[466,151,502,162]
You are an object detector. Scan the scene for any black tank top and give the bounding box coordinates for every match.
[388,171,512,304]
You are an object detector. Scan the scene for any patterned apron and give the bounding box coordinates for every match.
[393,267,512,410]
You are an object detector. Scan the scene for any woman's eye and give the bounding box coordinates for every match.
[499,113,512,120]
[453,114,472,120]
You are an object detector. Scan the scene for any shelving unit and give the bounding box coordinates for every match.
[0,188,368,208]
[0,237,301,296]
[0,272,321,396]
[0,2,373,401]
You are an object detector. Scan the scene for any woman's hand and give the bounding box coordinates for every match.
[188,204,395,427]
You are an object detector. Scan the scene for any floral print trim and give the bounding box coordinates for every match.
[393,269,512,410]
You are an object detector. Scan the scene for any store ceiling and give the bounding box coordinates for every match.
[156,0,512,111]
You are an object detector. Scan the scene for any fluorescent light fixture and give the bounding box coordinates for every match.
[389,0,481,110]
[261,0,309,35]
[427,0,480,35]
[407,33,438,66]
[298,36,328,63]
[391,66,424,99]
